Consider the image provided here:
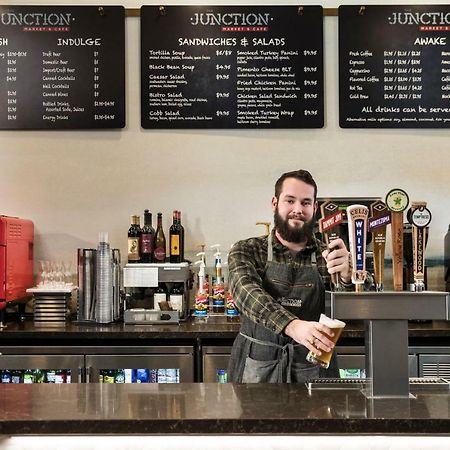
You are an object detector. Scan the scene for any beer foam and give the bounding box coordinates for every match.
[319,313,345,328]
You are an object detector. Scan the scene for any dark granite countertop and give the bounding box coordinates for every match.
[1,383,450,435]
[1,317,450,342]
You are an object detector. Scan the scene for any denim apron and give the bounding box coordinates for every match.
[228,233,338,383]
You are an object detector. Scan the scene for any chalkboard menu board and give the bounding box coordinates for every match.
[141,6,323,129]
[0,6,125,129]
[340,5,450,128]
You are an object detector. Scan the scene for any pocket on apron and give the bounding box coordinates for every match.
[242,356,281,383]
[291,362,320,383]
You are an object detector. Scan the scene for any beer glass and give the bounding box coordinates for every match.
[306,314,346,369]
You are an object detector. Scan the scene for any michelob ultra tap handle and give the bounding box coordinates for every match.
[409,201,432,292]
[319,201,344,290]
[385,189,409,292]
[347,205,369,292]
[369,200,391,292]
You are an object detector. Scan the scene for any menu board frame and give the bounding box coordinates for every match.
[339,4,450,128]
[141,5,324,129]
[0,5,125,130]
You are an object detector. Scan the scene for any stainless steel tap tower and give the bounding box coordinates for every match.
[326,291,449,398]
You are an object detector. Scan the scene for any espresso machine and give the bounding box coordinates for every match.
[123,262,192,324]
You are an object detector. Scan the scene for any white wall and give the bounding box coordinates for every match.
[1,1,449,273]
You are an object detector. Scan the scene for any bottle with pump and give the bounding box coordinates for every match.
[211,244,225,314]
[223,253,239,321]
[194,253,209,318]
[153,212,166,263]
[169,210,182,263]
[128,215,141,263]
[140,209,155,263]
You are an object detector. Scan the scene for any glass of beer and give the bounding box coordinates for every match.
[306,314,346,369]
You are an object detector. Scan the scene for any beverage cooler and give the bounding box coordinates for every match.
[0,345,194,384]
[85,346,194,383]
[202,346,419,382]
[0,347,83,383]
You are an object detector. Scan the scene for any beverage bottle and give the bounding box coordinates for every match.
[153,213,166,263]
[128,215,141,263]
[211,246,225,314]
[140,209,155,263]
[55,369,67,384]
[1,369,11,383]
[153,283,167,310]
[177,210,185,262]
[104,369,116,383]
[34,369,45,383]
[115,369,125,383]
[11,369,23,383]
[169,210,181,263]
[445,225,450,292]
[23,369,35,384]
[169,283,184,316]
[225,291,239,322]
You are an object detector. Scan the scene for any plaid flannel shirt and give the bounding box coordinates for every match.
[228,232,354,335]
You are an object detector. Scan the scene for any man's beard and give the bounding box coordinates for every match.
[274,206,316,244]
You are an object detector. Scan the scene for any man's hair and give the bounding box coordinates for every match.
[274,170,318,200]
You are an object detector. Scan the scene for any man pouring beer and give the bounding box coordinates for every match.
[227,169,353,383]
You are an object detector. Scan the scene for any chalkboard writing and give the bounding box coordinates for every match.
[0,6,125,129]
[141,6,323,129]
[340,5,450,128]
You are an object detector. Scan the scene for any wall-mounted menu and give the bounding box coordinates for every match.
[340,5,450,128]
[0,6,125,129]
[141,6,323,129]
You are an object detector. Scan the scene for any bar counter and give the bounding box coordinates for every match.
[1,382,450,435]
[2,318,450,341]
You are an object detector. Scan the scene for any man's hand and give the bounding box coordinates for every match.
[284,319,335,355]
[322,238,352,283]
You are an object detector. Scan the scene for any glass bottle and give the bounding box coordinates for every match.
[153,283,167,310]
[128,215,141,263]
[153,213,166,263]
[140,209,155,263]
[177,210,185,262]
[169,210,181,263]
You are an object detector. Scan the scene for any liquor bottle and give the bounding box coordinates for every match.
[140,209,155,263]
[169,283,184,316]
[153,213,166,263]
[115,369,125,383]
[169,210,181,263]
[177,210,185,262]
[128,215,141,263]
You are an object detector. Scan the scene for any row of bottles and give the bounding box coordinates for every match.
[194,244,238,320]
[125,282,185,312]
[128,210,185,264]
[99,368,179,383]
[0,369,71,383]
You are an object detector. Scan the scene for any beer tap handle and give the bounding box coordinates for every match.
[319,201,344,291]
[369,201,390,292]
[346,205,369,292]
[409,202,432,292]
[385,189,409,292]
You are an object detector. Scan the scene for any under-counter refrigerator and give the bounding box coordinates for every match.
[0,346,84,383]
[85,346,194,384]
[0,345,194,384]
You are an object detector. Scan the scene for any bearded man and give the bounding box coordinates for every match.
[228,169,353,383]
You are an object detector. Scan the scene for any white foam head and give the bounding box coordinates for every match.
[319,313,346,328]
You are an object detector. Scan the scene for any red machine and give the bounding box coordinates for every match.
[0,216,34,310]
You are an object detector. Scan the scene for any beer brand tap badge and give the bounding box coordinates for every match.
[319,209,344,233]
[385,188,409,213]
[411,206,432,228]
[347,205,369,273]
[368,200,391,232]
